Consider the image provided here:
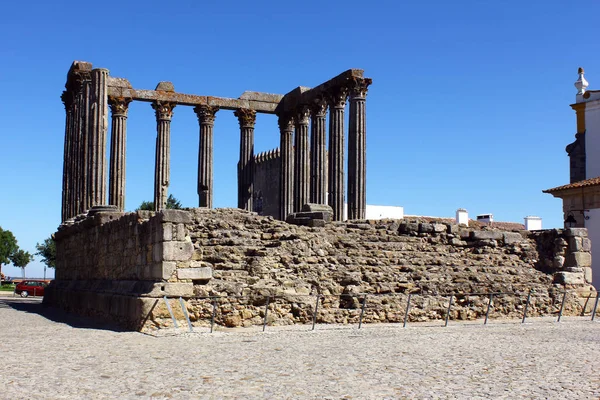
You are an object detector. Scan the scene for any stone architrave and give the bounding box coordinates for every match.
[152,101,176,211]
[278,114,295,220]
[310,97,328,205]
[108,96,132,211]
[193,105,219,208]
[347,77,371,220]
[234,108,256,211]
[88,68,109,210]
[294,105,310,212]
[327,86,348,221]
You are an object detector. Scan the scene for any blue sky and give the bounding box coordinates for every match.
[1,0,599,278]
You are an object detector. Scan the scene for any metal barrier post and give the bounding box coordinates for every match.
[312,295,320,331]
[582,292,593,316]
[210,299,217,333]
[262,296,270,332]
[358,295,367,329]
[179,297,193,333]
[403,293,412,328]
[591,292,600,321]
[557,291,568,322]
[522,289,532,324]
[163,296,179,329]
[484,293,493,325]
[444,295,453,327]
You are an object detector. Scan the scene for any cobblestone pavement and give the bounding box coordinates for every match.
[1,296,599,399]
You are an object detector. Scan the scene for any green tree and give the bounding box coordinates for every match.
[35,237,56,279]
[10,249,33,278]
[0,227,19,282]
[137,195,183,211]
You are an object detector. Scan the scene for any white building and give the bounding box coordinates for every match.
[544,68,600,287]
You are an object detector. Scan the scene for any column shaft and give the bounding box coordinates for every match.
[194,106,219,208]
[310,98,328,204]
[80,77,91,213]
[294,106,310,212]
[88,68,109,209]
[348,78,371,220]
[279,115,294,220]
[328,87,348,221]
[61,91,73,222]
[108,97,131,211]
[152,101,176,211]
[235,109,256,211]
[70,88,81,218]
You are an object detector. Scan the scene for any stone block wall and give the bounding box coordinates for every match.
[45,208,595,331]
[253,149,280,218]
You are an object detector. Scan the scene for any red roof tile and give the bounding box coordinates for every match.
[543,176,600,193]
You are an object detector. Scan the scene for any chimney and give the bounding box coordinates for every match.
[456,208,469,226]
[524,216,542,231]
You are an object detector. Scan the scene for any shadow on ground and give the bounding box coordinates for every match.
[0,297,127,332]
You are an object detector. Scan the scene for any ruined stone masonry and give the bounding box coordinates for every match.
[45,208,594,331]
[61,61,372,222]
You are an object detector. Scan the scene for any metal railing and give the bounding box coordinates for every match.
[155,289,600,334]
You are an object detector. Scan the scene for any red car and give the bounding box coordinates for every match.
[15,280,48,297]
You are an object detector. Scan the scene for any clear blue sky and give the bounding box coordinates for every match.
[2,0,599,278]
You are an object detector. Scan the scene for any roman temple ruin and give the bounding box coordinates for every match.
[60,61,372,222]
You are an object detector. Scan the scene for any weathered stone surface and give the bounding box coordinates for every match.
[471,231,503,241]
[565,228,587,237]
[177,267,213,281]
[554,271,585,285]
[569,252,592,268]
[503,232,523,244]
[157,210,192,224]
[162,241,194,261]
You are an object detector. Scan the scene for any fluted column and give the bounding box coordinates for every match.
[235,109,256,211]
[279,114,295,220]
[79,75,91,213]
[194,105,219,208]
[61,91,73,222]
[327,86,348,221]
[310,98,328,205]
[88,68,109,209]
[348,77,371,220]
[152,101,176,211]
[108,96,131,211]
[294,106,310,212]
[69,81,81,218]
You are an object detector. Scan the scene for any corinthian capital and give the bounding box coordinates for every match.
[277,114,294,132]
[296,105,310,125]
[234,108,257,128]
[348,77,372,99]
[194,105,220,124]
[108,96,132,117]
[327,86,348,109]
[152,101,176,121]
[311,96,328,118]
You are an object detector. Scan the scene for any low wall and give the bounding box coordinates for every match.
[44,208,595,330]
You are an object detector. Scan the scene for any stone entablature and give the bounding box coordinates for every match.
[45,209,593,330]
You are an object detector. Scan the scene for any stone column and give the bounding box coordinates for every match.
[327,86,348,221]
[294,106,310,212]
[79,75,91,213]
[61,91,73,222]
[194,105,219,208]
[70,81,81,219]
[347,77,371,220]
[279,114,294,220]
[152,101,176,211]
[310,98,328,205]
[88,68,109,209]
[234,108,256,211]
[108,96,132,211]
